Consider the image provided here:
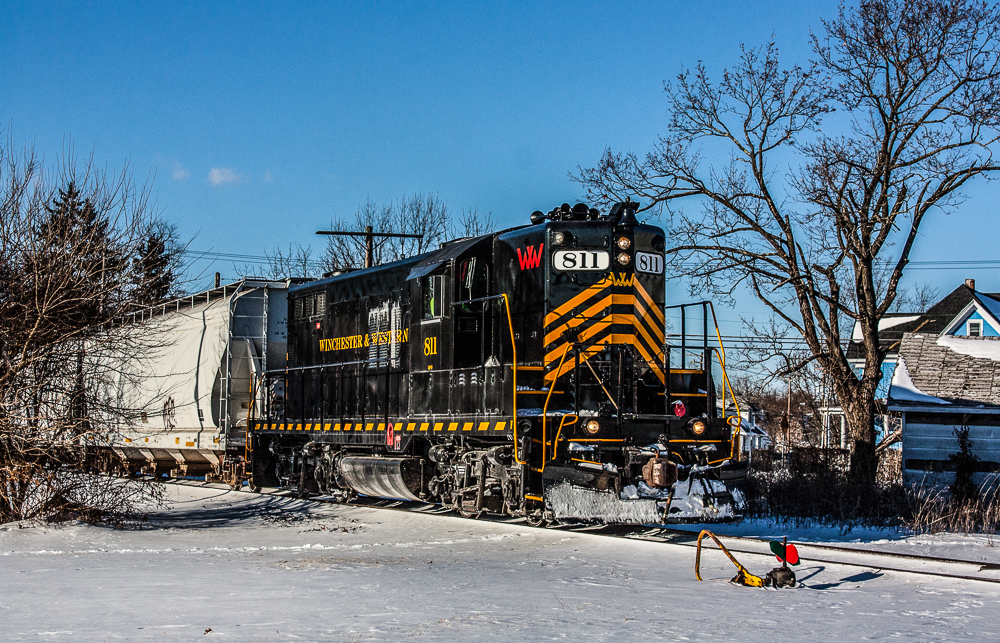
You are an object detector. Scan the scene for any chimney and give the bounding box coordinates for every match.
[215,272,221,289]
[966,278,976,291]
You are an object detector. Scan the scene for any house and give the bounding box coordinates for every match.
[821,279,1000,449]
[888,332,1000,486]
[846,279,1000,397]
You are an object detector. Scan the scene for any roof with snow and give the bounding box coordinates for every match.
[847,284,1000,361]
[888,332,1000,408]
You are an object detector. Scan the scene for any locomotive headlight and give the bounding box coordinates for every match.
[553,231,570,246]
[616,252,631,266]
[690,420,707,436]
[584,419,601,435]
[616,235,631,250]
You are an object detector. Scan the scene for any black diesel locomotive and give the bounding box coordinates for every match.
[250,202,744,524]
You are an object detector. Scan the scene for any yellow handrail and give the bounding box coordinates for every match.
[501,293,526,465]
[539,344,572,471]
[707,302,741,462]
[549,413,578,468]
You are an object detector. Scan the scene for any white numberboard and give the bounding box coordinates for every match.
[636,252,664,275]
[552,249,611,271]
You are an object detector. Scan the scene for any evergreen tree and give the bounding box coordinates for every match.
[30,182,124,333]
[950,423,980,506]
[132,222,180,307]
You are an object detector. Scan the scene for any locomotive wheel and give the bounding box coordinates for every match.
[525,512,548,528]
[457,507,482,519]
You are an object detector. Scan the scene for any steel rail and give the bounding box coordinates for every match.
[160,479,1000,586]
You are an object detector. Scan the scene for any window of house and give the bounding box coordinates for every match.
[969,320,983,337]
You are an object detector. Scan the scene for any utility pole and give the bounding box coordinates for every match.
[785,373,792,452]
[315,227,424,269]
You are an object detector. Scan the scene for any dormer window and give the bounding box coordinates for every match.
[968,320,983,336]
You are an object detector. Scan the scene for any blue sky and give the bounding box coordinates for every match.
[3,0,998,337]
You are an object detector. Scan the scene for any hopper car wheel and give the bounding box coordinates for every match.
[457,508,481,519]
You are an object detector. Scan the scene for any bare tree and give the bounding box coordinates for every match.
[0,140,168,522]
[576,0,1000,484]
[889,283,941,313]
[321,194,495,273]
[454,206,499,238]
[260,243,322,280]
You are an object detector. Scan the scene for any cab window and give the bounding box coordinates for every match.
[422,275,444,320]
[457,258,487,309]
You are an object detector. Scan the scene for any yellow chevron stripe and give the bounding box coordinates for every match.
[556,343,609,379]
[495,421,507,431]
[544,318,612,365]
[544,278,610,327]
[406,422,415,432]
[612,293,634,307]
[633,311,665,362]
[630,335,667,383]
[633,279,664,325]
[634,302,665,347]
[478,421,489,431]
[543,294,612,346]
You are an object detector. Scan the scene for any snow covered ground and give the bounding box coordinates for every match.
[2,483,999,641]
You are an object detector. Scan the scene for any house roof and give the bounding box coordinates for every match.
[888,332,1000,408]
[846,284,1000,361]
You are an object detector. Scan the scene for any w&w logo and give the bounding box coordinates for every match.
[517,243,544,270]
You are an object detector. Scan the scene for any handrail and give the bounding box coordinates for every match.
[499,293,523,465]
[550,413,578,466]
[540,344,571,472]
[707,302,741,462]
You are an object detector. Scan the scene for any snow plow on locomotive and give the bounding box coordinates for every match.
[249,201,747,524]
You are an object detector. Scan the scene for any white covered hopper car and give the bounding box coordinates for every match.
[103,279,292,486]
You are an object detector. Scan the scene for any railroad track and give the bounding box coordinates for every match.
[166,479,1000,586]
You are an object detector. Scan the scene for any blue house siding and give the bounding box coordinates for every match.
[950,310,1000,337]
[852,360,898,400]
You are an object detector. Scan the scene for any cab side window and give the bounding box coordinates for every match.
[457,258,488,308]
[422,275,444,320]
